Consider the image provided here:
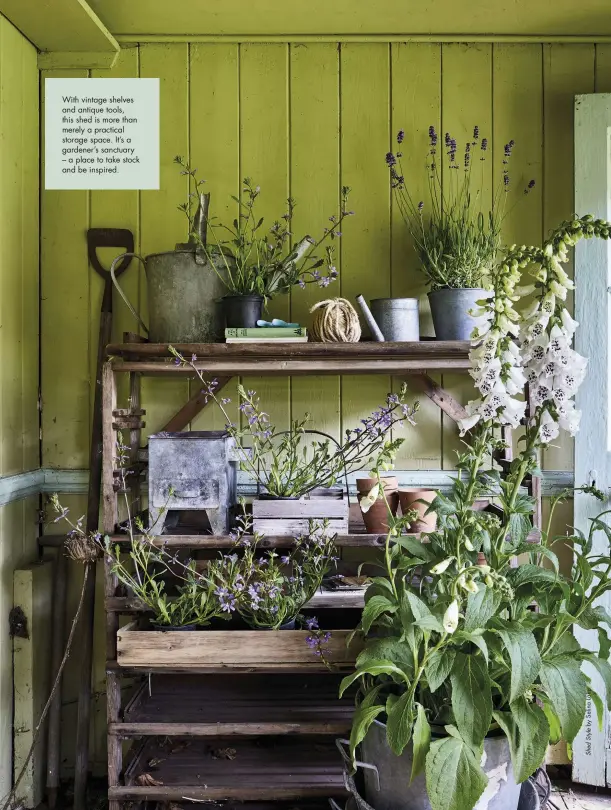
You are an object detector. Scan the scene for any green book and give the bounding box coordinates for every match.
[225,327,307,338]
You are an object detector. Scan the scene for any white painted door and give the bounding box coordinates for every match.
[573,92,611,785]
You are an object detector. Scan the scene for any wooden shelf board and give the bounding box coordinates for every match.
[114,736,348,801]
[112,674,352,736]
[107,530,404,548]
[107,340,470,375]
[108,660,352,675]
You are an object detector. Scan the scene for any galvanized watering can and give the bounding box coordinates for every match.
[110,193,227,343]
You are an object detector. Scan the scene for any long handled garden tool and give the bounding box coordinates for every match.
[72,229,134,810]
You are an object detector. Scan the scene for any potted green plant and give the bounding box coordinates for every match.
[175,158,354,328]
[340,216,611,810]
[209,514,338,630]
[386,126,536,341]
[171,348,418,534]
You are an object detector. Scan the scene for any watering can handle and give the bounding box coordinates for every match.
[110,253,149,335]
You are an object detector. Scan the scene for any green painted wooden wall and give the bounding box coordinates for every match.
[0,11,40,801]
[39,40,611,773]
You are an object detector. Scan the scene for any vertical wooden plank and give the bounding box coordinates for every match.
[440,43,493,468]
[41,67,91,469]
[0,20,25,475]
[139,44,190,439]
[240,44,290,431]
[20,33,39,473]
[595,45,611,92]
[340,43,391,447]
[542,44,595,471]
[13,562,53,808]
[391,43,442,469]
[493,44,543,457]
[189,43,240,431]
[290,43,341,440]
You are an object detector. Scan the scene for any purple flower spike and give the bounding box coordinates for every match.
[417,201,424,212]
[481,138,488,151]
[397,129,405,144]
[473,125,480,140]
[385,152,397,167]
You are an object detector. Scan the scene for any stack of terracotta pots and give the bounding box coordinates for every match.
[356,477,437,535]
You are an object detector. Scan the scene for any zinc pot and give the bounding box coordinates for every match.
[111,249,227,343]
[398,488,437,533]
[369,298,420,342]
[428,287,487,341]
[356,477,399,534]
[223,294,264,328]
[362,719,522,810]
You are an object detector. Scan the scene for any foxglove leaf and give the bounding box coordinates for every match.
[411,703,431,782]
[464,585,500,632]
[425,733,486,810]
[386,690,415,755]
[450,652,492,747]
[360,594,397,634]
[495,620,541,703]
[425,648,456,693]
[539,656,587,742]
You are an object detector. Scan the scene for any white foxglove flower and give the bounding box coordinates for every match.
[559,404,581,436]
[359,483,379,513]
[443,600,460,634]
[560,308,578,335]
[431,557,454,575]
[550,280,568,300]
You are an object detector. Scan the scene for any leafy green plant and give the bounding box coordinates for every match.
[175,157,354,301]
[386,127,536,290]
[342,216,611,810]
[170,348,418,498]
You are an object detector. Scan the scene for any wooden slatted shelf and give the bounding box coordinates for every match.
[112,674,352,737]
[113,736,348,802]
[105,530,405,548]
[106,340,471,375]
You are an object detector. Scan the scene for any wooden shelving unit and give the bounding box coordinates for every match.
[100,340,489,808]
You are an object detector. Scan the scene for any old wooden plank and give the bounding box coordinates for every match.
[139,43,190,439]
[239,43,291,434]
[41,67,90,470]
[106,532,412,548]
[189,43,240,431]
[390,43,443,469]
[440,43,492,468]
[339,43,391,465]
[290,42,342,441]
[116,626,360,666]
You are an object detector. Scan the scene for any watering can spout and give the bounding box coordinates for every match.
[355,294,385,342]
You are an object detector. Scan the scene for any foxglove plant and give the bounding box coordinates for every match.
[342,216,611,810]
[170,348,418,498]
[386,126,536,290]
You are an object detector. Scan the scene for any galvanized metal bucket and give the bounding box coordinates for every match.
[369,298,420,341]
[110,248,227,343]
[360,721,522,810]
[428,287,488,341]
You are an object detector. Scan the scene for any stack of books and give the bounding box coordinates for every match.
[225,326,308,343]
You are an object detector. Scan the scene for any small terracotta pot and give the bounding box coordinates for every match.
[356,476,399,533]
[398,488,437,533]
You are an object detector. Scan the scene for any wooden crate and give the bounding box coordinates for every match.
[251,491,349,535]
[116,622,361,669]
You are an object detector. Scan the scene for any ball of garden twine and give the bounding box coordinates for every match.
[310,298,362,343]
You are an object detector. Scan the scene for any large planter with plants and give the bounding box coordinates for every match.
[341,216,611,810]
[361,720,520,810]
[386,126,536,341]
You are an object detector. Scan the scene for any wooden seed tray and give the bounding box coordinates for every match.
[116,623,361,670]
[115,736,349,801]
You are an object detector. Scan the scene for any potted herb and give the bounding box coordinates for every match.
[170,349,418,534]
[341,216,611,810]
[176,158,354,328]
[210,515,338,630]
[386,126,536,341]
